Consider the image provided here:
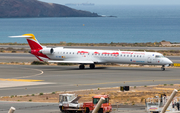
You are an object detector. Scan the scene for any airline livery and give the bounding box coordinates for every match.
[10,34,173,71]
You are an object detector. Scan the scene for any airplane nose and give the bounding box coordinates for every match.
[166,58,173,64]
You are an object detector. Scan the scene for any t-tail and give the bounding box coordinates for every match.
[9,34,51,61]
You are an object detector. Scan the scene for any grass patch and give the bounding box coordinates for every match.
[31,61,49,65]
[39,93,43,95]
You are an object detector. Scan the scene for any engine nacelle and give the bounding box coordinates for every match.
[39,48,54,55]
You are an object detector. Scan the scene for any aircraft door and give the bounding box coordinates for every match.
[147,56,152,63]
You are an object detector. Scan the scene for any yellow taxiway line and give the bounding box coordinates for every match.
[0,78,43,82]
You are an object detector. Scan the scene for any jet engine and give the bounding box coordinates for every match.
[39,48,54,54]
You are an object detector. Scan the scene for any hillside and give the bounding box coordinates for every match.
[0,0,100,18]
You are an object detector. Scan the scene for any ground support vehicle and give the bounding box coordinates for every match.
[146,95,180,113]
[59,94,112,113]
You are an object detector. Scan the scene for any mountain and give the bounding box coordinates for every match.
[0,0,100,18]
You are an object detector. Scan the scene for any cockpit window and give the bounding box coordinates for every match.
[155,55,164,58]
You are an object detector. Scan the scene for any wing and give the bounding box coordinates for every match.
[48,60,94,64]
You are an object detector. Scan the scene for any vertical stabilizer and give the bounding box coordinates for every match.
[22,34,43,50]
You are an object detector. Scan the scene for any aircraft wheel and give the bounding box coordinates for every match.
[79,64,85,69]
[161,65,165,71]
[161,67,165,71]
[89,64,95,69]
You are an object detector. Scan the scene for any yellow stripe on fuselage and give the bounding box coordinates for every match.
[22,34,37,42]
[0,78,43,82]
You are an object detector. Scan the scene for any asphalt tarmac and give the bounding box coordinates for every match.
[0,64,180,97]
[1,62,180,113]
[0,101,146,113]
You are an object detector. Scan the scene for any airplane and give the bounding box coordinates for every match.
[10,34,173,71]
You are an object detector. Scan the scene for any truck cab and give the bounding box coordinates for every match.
[83,95,112,113]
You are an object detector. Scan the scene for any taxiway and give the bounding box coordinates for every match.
[0,65,180,97]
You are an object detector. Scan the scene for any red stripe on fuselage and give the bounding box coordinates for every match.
[78,51,89,53]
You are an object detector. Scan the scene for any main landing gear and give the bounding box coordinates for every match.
[79,64,95,69]
[161,65,165,71]
[79,64,85,69]
[89,64,95,69]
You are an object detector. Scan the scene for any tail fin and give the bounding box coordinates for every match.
[9,34,43,50]
[10,34,50,61]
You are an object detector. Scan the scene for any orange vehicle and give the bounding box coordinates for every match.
[83,95,112,113]
[59,94,112,113]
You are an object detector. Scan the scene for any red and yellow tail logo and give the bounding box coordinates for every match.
[9,34,49,61]
[22,34,42,50]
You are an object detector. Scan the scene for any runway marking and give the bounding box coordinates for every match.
[13,68,44,79]
[76,79,180,86]
[0,78,43,82]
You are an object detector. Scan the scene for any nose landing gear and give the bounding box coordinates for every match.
[161,65,165,71]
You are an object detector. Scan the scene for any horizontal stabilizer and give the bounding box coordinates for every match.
[48,60,94,64]
[9,35,32,38]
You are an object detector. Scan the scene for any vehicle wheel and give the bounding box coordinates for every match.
[90,64,95,69]
[98,108,103,113]
[86,107,90,113]
[59,106,64,112]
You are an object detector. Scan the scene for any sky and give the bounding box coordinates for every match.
[39,0,180,5]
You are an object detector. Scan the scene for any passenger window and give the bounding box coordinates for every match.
[63,52,65,54]
[130,55,132,57]
[134,55,135,57]
[137,55,138,57]
[127,55,129,57]
[66,52,68,54]
[69,52,71,54]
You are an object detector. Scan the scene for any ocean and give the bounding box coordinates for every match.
[0,5,180,43]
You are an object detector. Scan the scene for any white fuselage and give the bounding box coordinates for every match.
[45,47,172,65]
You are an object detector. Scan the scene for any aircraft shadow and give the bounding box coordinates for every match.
[36,66,170,72]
